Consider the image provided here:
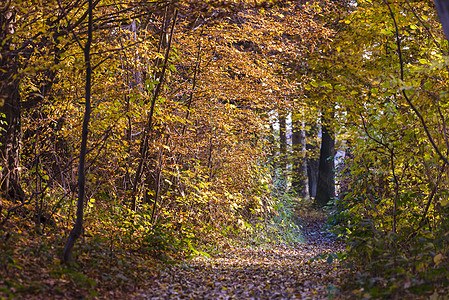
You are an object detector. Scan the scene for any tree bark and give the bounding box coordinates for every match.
[315,113,335,207]
[433,0,449,42]
[291,112,308,198]
[63,0,93,263]
[268,124,277,180]
[278,113,287,190]
[306,119,319,198]
[0,4,24,203]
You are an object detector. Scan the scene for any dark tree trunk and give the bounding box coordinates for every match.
[433,0,449,42]
[63,0,93,263]
[306,119,319,198]
[268,124,277,179]
[279,113,287,190]
[291,112,308,198]
[315,113,335,207]
[0,7,24,203]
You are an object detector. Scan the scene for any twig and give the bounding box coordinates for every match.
[384,0,449,166]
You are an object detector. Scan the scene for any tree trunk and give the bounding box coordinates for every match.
[268,124,277,180]
[315,113,335,207]
[291,112,308,198]
[433,0,449,42]
[130,9,177,210]
[63,0,93,263]
[0,6,24,203]
[306,119,319,198]
[278,113,287,190]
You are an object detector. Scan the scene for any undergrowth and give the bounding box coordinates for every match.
[244,192,304,246]
[328,152,449,299]
[0,187,305,298]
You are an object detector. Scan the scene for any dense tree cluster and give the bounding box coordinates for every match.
[0,0,331,276]
[3,0,448,297]
[314,0,449,297]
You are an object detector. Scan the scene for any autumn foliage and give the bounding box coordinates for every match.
[3,0,449,298]
[0,0,334,297]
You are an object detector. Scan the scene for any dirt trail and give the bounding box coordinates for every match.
[136,215,346,299]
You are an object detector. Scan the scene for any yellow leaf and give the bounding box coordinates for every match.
[434,253,443,265]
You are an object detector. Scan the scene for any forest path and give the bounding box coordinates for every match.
[136,212,346,299]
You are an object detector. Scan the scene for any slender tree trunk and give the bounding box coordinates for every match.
[123,19,140,193]
[130,9,177,210]
[306,119,319,198]
[63,0,93,263]
[315,112,335,207]
[182,44,201,135]
[269,124,277,180]
[150,142,164,223]
[0,6,24,204]
[291,112,308,198]
[279,113,287,190]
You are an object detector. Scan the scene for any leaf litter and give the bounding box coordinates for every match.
[133,211,346,299]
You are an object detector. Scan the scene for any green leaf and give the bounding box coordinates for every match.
[310,81,319,88]
[423,81,432,90]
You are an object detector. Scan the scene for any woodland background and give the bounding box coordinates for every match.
[1,0,449,298]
